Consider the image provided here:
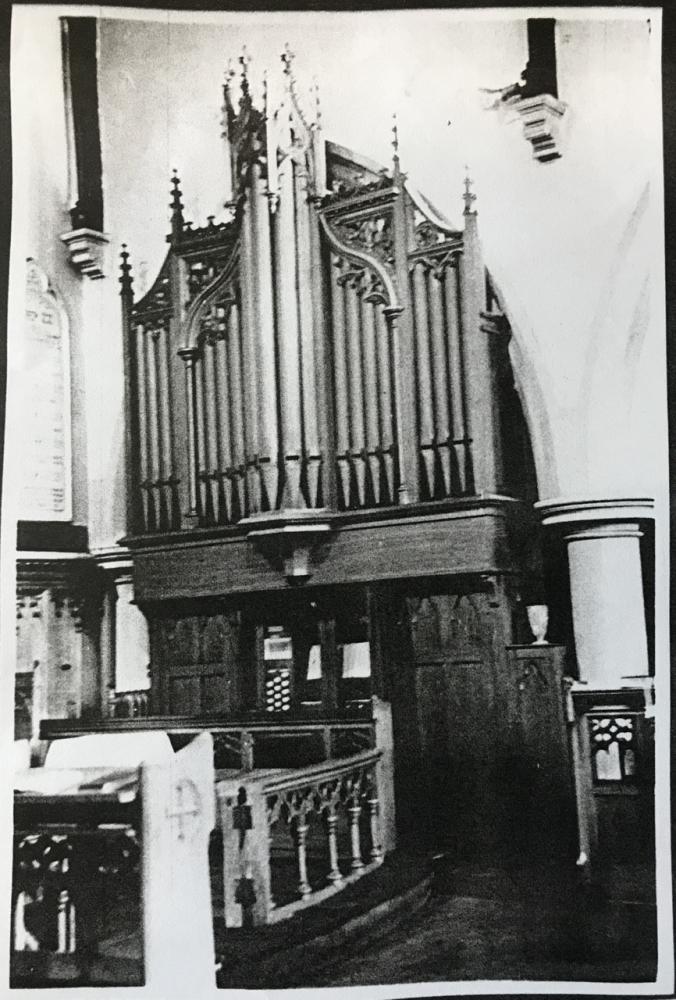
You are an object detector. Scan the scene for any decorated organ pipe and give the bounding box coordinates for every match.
[375,305,395,503]
[428,267,452,496]
[160,322,181,527]
[295,162,322,508]
[227,297,246,518]
[194,342,209,521]
[274,153,304,507]
[443,264,468,492]
[238,199,261,512]
[411,262,435,497]
[214,324,233,522]
[360,292,381,503]
[135,323,150,528]
[250,163,279,511]
[145,328,161,518]
[330,256,351,507]
[178,346,200,523]
[344,272,367,506]
[199,337,219,523]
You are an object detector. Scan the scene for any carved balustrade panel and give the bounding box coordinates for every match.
[588,710,651,786]
[263,752,382,912]
[11,828,142,984]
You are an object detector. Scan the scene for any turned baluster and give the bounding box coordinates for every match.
[366,785,384,863]
[293,816,312,899]
[325,808,344,886]
[348,796,364,871]
[57,889,75,953]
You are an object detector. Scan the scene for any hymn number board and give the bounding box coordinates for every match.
[20,260,72,521]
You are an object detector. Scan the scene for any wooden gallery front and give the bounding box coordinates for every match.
[117,67,575,861]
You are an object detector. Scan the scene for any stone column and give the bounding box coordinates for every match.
[112,567,150,694]
[537,498,652,687]
[60,229,127,547]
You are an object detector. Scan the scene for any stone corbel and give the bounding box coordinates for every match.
[510,93,567,163]
[242,510,333,584]
[60,228,109,280]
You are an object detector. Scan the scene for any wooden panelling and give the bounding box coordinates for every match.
[149,611,241,717]
[388,589,576,860]
[131,501,517,602]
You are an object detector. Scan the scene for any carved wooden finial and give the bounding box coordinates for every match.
[239,46,251,103]
[281,42,295,78]
[170,169,185,240]
[312,77,321,129]
[262,69,269,118]
[224,58,236,93]
[119,243,133,299]
[391,113,402,182]
[222,61,237,138]
[463,168,477,215]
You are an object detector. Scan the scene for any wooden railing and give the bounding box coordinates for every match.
[41,715,376,772]
[215,747,391,927]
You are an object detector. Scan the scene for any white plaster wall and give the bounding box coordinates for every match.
[9,7,127,549]
[9,8,88,526]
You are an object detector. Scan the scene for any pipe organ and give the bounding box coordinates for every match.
[121,53,518,536]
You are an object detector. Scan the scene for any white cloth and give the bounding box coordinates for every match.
[44,731,173,769]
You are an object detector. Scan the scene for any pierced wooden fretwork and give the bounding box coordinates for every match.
[332,212,395,269]
[12,828,141,964]
[589,712,642,784]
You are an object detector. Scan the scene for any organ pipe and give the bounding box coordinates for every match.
[429,269,452,495]
[250,164,279,509]
[135,325,148,497]
[344,276,366,506]
[275,158,304,507]
[444,264,468,491]
[375,306,395,502]
[412,263,435,495]
[295,163,322,507]
[195,351,210,521]
[215,331,233,522]
[238,201,261,512]
[202,343,220,522]
[330,256,351,507]
[227,299,246,516]
[360,292,380,502]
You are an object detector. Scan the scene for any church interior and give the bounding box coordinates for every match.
[4,6,669,992]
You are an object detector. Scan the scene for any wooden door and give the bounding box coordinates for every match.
[149,612,241,717]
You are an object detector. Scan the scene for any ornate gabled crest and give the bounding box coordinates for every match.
[222,46,325,205]
[223,48,267,197]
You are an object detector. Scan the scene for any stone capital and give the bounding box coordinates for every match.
[535,496,654,528]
